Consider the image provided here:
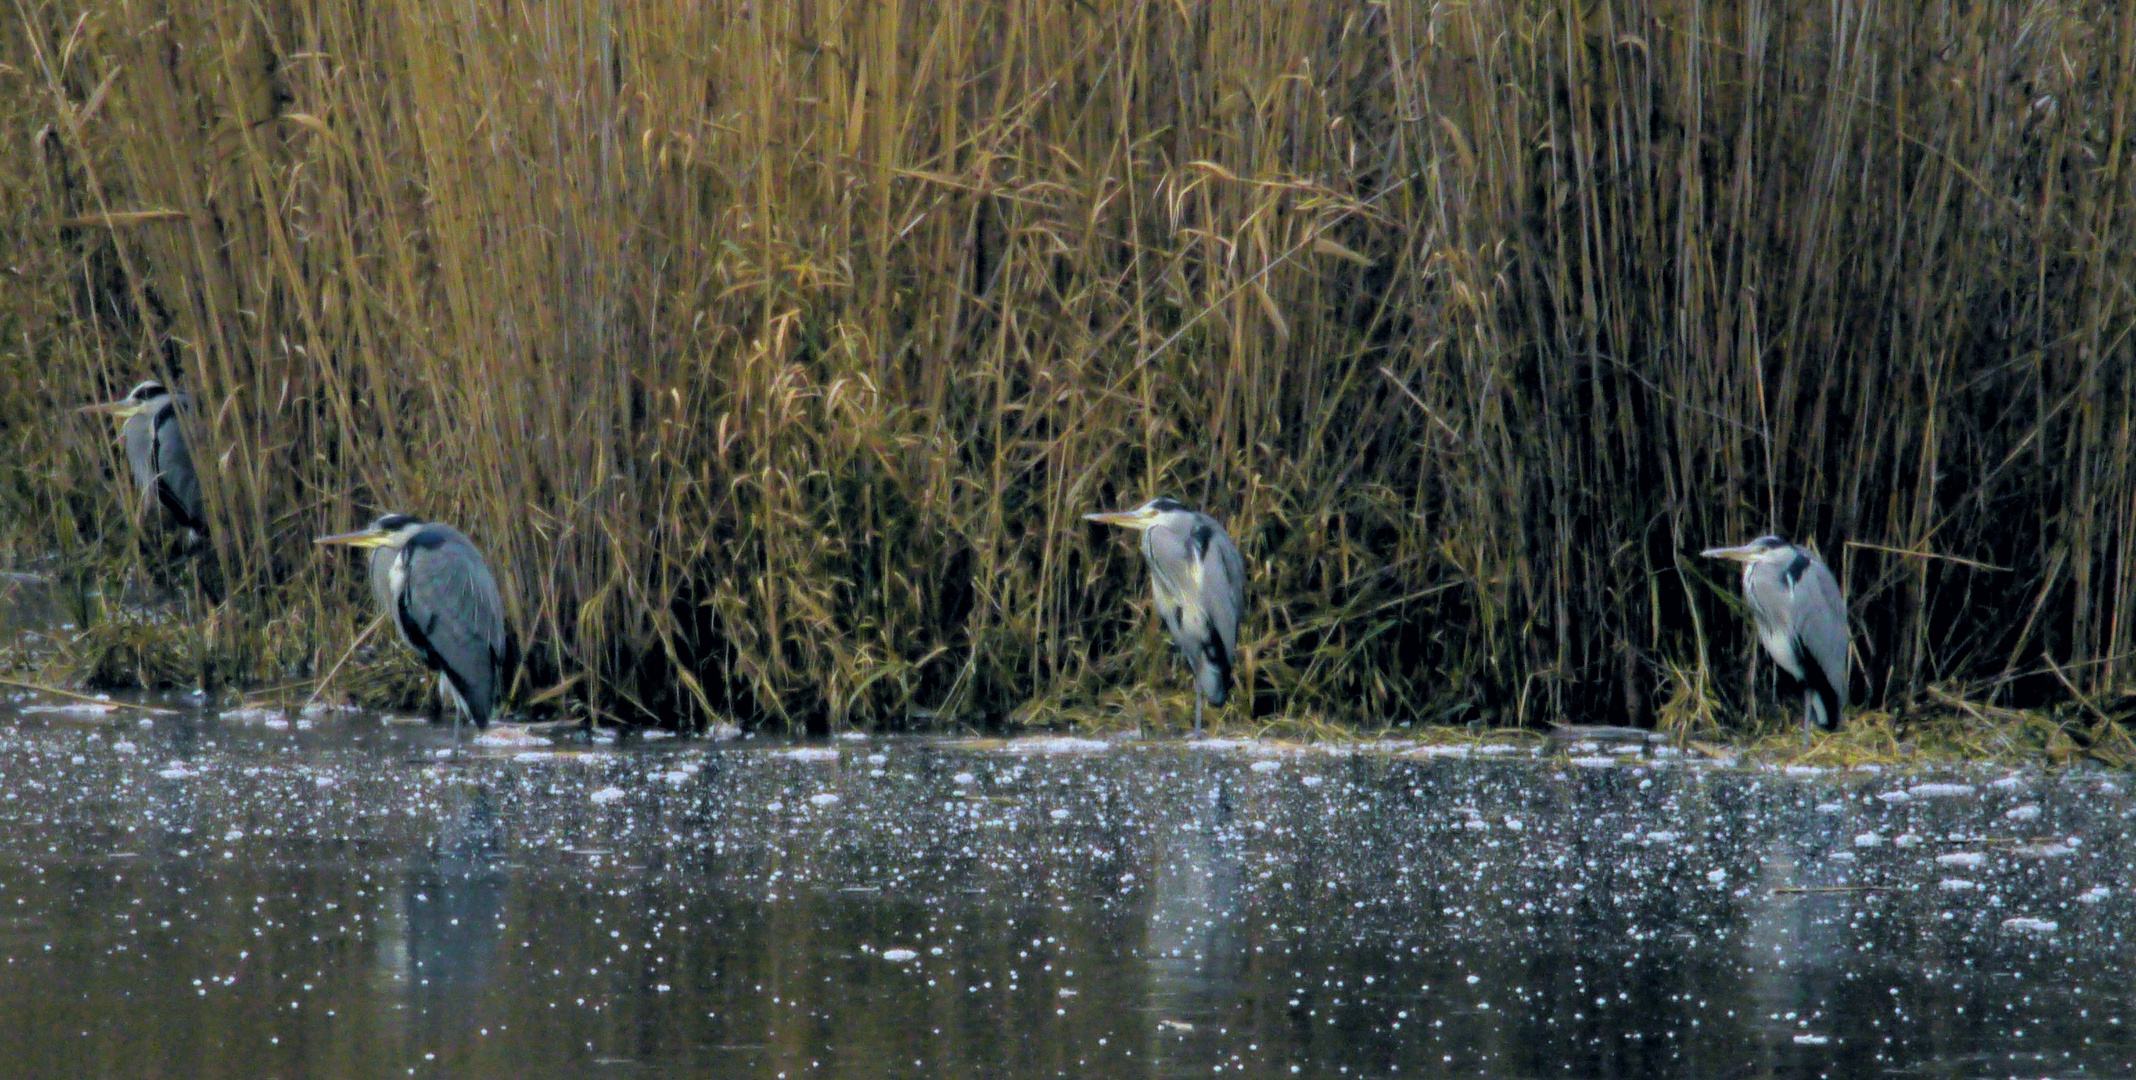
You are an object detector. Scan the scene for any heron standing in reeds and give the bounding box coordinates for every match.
[1701,535,1849,733]
[317,514,515,755]
[79,380,208,548]
[1085,498,1245,733]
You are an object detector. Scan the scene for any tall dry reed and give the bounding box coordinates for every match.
[1,0,2132,731]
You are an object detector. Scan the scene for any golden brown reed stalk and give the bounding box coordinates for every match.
[0,0,2132,733]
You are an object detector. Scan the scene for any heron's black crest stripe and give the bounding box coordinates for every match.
[1191,522,1214,564]
[1148,497,1187,513]
[1783,550,1812,589]
[1793,635,1842,731]
[374,513,422,531]
[406,526,453,550]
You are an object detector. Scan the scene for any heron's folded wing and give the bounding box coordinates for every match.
[150,405,207,533]
[1797,558,1851,690]
[402,532,510,717]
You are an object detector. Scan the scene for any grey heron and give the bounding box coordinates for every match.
[317,514,514,753]
[79,380,206,546]
[1701,535,1849,732]
[1085,498,1245,733]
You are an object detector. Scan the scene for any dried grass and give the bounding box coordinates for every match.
[0,0,2133,737]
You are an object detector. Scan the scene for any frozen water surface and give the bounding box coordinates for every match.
[0,704,2128,1078]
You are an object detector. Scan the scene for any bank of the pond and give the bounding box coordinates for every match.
[9,1,2136,734]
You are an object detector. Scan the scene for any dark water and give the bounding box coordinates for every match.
[0,706,2127,1080]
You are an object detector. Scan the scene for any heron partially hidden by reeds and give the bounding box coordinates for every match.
[1702,535,1849,733]
[317,514,515,755]
[78,380,207,548]
[1085,498,1245,733]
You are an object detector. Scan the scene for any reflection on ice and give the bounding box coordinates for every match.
[0,704,2124,1079]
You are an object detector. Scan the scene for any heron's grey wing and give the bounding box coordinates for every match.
[1194,518,1245,660]
[399,528,510,725]
[149,402,206,534]
[1793,556,1850,703]
[1186,514,1244,704]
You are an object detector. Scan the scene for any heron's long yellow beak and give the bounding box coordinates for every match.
[78,400,144,419]
[1083,508,1155,530]
[315,527,393,549]
[1699,543,1761,563]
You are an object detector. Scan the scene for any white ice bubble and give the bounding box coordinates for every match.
[1908,783,1975,799]
[1939,878,1977,891]
[590,786,626,805]
[1935,851,1985,869]
[1853,832,1884,847]
[808,793,841,807]
[2001,917,2058,933]
[2076,886,2111,904]
[1249,760,1282,774]
[2004,804,2041,821]
[882,948,918,962]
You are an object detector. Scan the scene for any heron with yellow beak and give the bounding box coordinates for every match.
[1085,498,1246,733]
[79,380,206,547]
[317,514,515,754]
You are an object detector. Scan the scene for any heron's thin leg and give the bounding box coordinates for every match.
[1194,684,1204,734]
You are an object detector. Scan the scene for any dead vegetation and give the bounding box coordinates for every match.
[0,0,2133,742]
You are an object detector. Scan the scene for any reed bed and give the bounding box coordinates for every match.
[1,0,2132,734]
